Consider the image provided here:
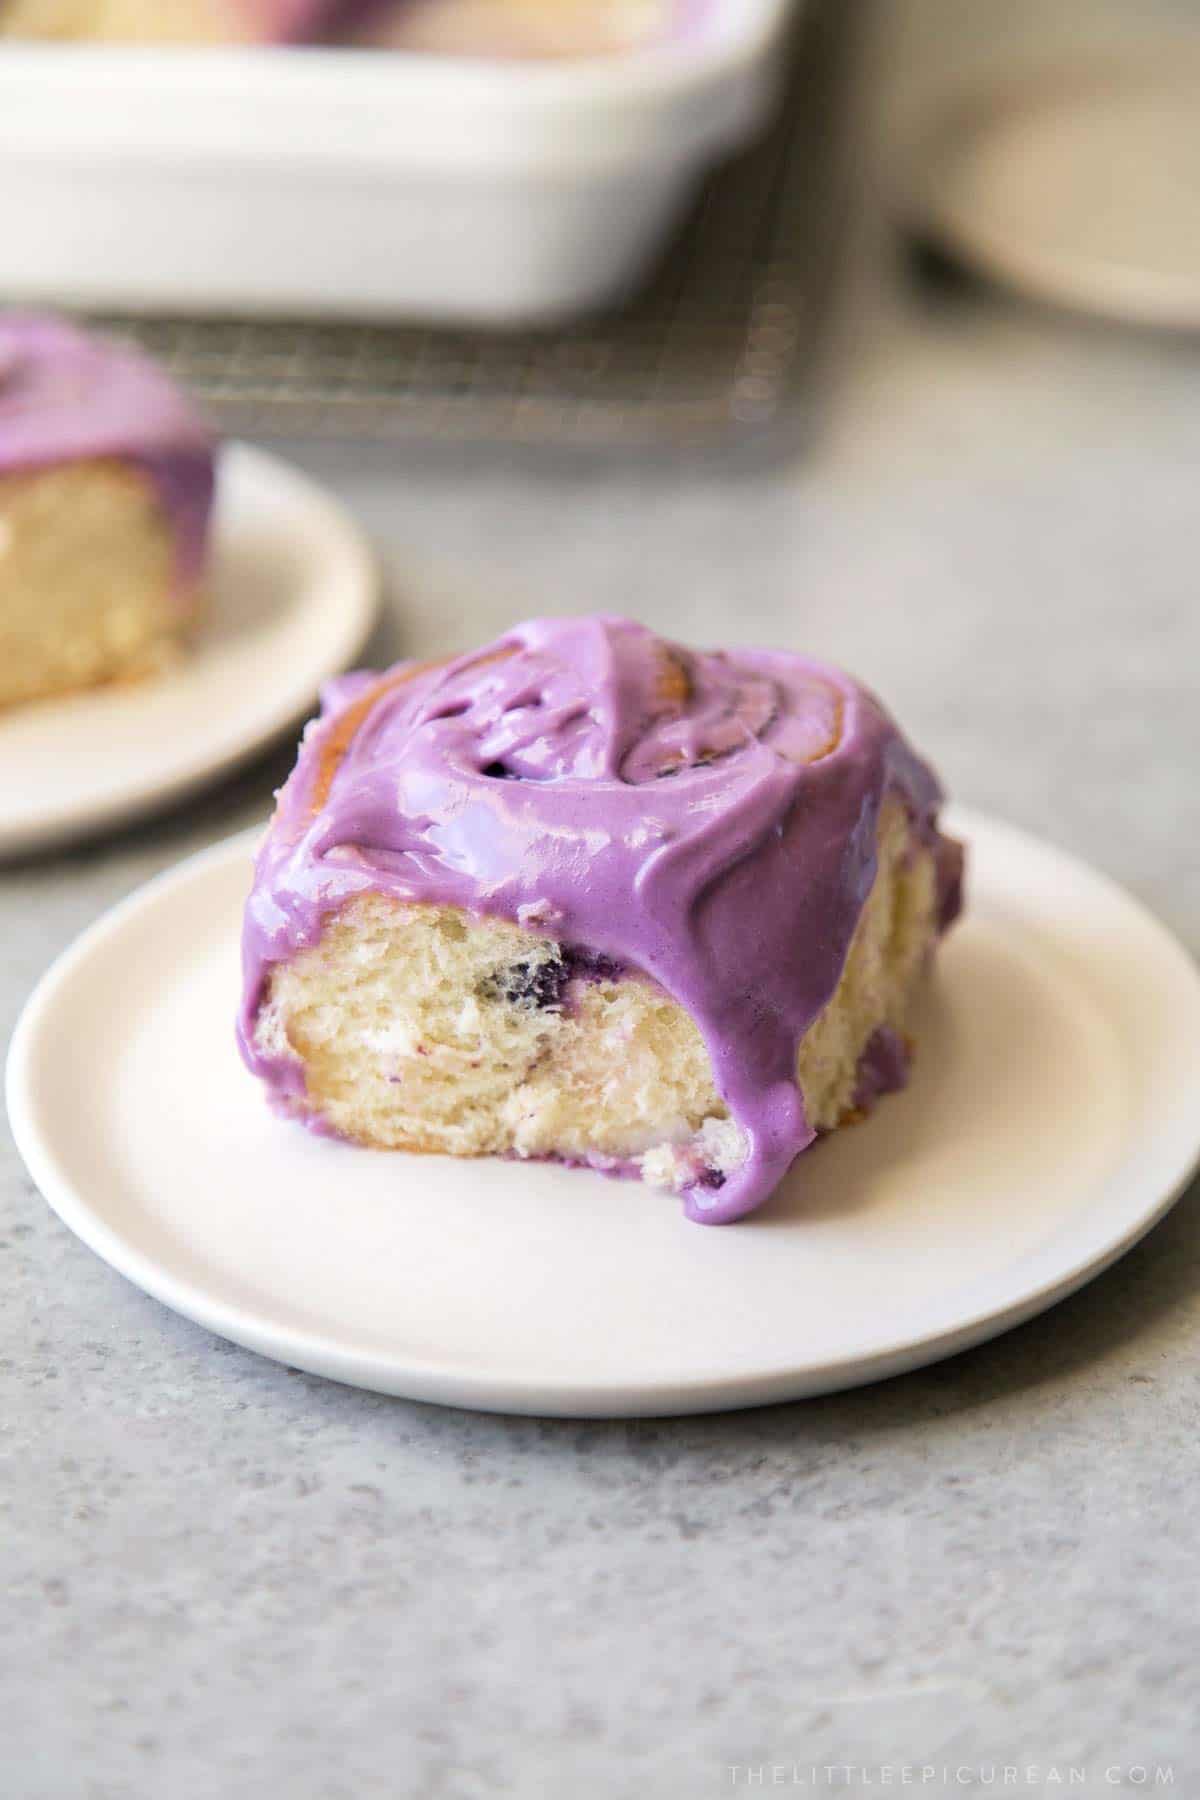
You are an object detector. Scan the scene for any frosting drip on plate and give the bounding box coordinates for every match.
[240,616,960,1223]
[0,313,215,587]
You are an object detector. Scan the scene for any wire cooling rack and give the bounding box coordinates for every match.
[85,5,853,449]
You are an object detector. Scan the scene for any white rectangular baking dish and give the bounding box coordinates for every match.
[0,0,797,325]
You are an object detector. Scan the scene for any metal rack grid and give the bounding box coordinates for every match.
[86,5,851,448]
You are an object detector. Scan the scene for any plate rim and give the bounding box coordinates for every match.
[898,54,1200,331]
[0,441,379,859]
[8,805,1200,1417]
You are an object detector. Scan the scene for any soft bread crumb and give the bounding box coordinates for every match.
[0,459,198,710]
[640,1117,747,1195]
[254,799,938,1191]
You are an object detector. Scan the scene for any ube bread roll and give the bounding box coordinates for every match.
[0,0,352,42]
[239,616,964,1224]
[0,314,214,710]
[347,0,675,59]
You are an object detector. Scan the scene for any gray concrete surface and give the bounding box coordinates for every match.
[3,5,1200,1795]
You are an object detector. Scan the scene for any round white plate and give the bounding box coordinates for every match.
[8,808,1200,1417]
[0,442,377,857]
[905,61,1200,329]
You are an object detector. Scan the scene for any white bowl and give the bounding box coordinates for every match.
[0,0,797,324]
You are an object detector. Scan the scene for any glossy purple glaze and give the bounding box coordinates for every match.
[0,313,214,590]
[851,1026,911,1114]
[239,616,962,1224]
[254,0,369,40]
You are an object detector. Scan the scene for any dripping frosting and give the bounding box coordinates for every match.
[239,615,961,1223]
[0,313,215,589]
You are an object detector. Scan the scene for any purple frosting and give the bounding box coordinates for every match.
[0,313,215,591]
[238,616,962,1224]
[851,1026,912,1114]
[257,0,374,39]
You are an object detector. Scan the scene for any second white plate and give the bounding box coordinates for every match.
[906,61,1200,330]
[8,808,1200,1416]
[0,442,377,857]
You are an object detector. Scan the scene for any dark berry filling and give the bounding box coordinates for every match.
[562,946,625,984]
[478,957,569,1012]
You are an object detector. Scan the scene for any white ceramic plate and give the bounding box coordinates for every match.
[905,61,1200,330]
[8,808,1200,1417]
[0,443,377,857]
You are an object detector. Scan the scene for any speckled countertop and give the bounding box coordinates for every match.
[3,5,1200,1796]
